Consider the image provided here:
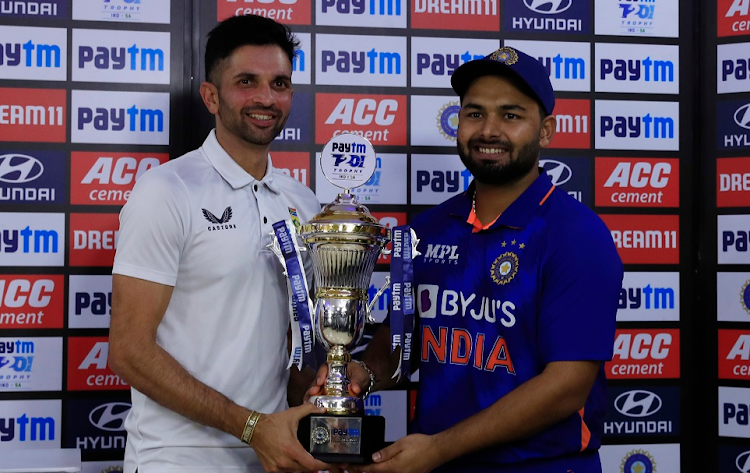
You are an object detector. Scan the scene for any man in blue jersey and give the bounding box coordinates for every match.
[308,46,623,473]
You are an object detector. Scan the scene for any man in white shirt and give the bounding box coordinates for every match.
[109,15,329,473]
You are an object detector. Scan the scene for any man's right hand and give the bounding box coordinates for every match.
[248,402,332,472]
[304,362,371,402]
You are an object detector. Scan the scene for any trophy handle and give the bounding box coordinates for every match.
[366,276,391,324]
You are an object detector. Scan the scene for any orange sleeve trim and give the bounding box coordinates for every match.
[578,407,591,452]
[538,184,556,206]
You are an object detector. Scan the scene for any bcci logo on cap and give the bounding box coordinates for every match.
[488,47,518,65]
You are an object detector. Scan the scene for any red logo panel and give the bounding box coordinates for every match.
[606,329,680,379]
[316,93,407,146]
[719,329,750,380]
[411,0,499,31]
[69,213,120,267]
[0,88,66,143]
[71,152,168,206]
[718,0,750,37]
[372,212,407,265]
[595,157,679,208]
[0,275,63,329]
[548,99,590,149]
[217,0,311,24]
[600,214,679,264]
[271,152,311,187]
[717,157,750,207]
[67,337,129,391]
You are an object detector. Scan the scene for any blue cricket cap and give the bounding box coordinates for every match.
[451,46,555,116]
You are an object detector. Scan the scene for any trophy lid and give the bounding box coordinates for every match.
[302,192,388,240]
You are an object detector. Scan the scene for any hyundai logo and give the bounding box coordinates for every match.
[614,390,662,418]
[734,103,750,130]
[0,154,44,184]
[737,450,750,473]
[89,402,131,432]
[523,0,572,14]
[540,159,572,186]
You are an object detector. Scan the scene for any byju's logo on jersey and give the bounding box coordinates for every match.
[596,100,679,151]
[72,28,170,84]
[607,329,680,379]
[719,42,750,94]
[601,214,679,264]
[317,0,405,28]
[316,93,407,146]
[503,0,589,34]
[411,0,498,31]
[718,0,750,37]
[540,156,590,206]
[719,215,750,264]
[0,400,60,447]
[0,1,66,19]
[73,0,171,24]
[0,88,66,143]
[717,157,750,207]
[617,272,679,322]
[0,275,64,329]
[0,151,65,204]
[316,35,405,87]
[717,100,750,149]
[720,386,750,438]
[72,90,170,145]
[411,154,471,205]
[0,25,66,81]
[595,157,679,208]
[69,275,112,329]
[218,0,310,25]
[0,337,62,392]
[0,213,64,267]
[505,40,589,92]
[411,37,497,88]
[69,213,120,267]
[596,43,678,94]
[604,386,679,437]
[595,0,678,37]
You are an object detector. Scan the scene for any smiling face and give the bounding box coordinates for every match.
[205,44,293,147]
[457,74,555,186]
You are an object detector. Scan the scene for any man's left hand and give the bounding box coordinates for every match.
[347,434,443,473]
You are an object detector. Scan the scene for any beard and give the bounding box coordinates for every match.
[216,93,289,146]
[458,137,540,186]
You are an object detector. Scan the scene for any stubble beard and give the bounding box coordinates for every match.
[458,137,540,186]
[217,93,288,146]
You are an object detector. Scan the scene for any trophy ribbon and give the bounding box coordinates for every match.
[390,225,417,381]
[271,220,315,370]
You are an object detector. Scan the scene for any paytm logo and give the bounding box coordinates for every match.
[72,90,170,145]
[0,413,54,442]
[719,42,750,94]
[316,34,405,87]
[617,272,679,322]
[720,386,750,438]
[719,215,750,264]
[0,337,62,392]
[317,0,405,28]
[411,37,497,88]
[0,400,60,447]
[0,213,64,267]
[505,40,590,92]
[73,28,170,84]
[291,33,311,85]
[0,25,66,81]
[596,43,678,94]
[317,153,406,204]
[411,154,471,205]
[69,275,113,329]
[596,100,679,151]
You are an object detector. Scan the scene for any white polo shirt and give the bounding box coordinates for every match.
[113,130,321,473]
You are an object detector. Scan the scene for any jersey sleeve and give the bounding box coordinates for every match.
[537,214,623,363]
[112,167,189,287]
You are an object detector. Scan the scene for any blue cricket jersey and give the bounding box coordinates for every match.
[409,172,623,473]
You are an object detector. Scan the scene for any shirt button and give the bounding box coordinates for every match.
[263,216,268,224]
[254,184,258,192]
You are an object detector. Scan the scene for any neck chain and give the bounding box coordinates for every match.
[472,190,477,213]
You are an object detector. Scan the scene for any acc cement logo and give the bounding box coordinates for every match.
[523,0,572,14]
[540,159,572,186]
[614,390,662,418]
[0,154,43,183]
[89,402,130,432]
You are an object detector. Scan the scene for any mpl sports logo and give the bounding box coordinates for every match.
[69,275,112,329]
[539,156,590,206]
[0,275,63,329]
[0,26,66,81]
[73,0,170,24]
[0,0,67,19]
[72,90,170,145]
[410,37,497,89]
[65,398,130,452]
[316,153,406,205]
[71,152,167,205]
[594,0,679,37]
[411,154,471,205]
[548,99,590,149]
[67,337,128,391]
[719,330,750,381]
[0,337,62,391]
[72,28,170,84]
[717,272,750,322]
[604,386,679,437]
[271,151,310,187]
[69,213,119,267]
[0,88,65,143]
[276,91,311,143]
[595,43,678,94]
[595,157,679,208]
[720,386,750,438]
[505,40,590,92]
[719,0,750,37]
[0,151,65,204]
[410,96,460,147]
[503,0,589,34]
[601,214,679,264]
[316,93,407,146]
[218,0,310,24]
[617,272,679,322]
[607,329,680,379]
[371,212,406,264]
[317,0,405,28]
[411,0,497,31]
[0,213,64,267]
[718,157,750,207]
[316,34,406,87]
[719,42,750,94]
[595,100,679,151]
[717,100,750,149]
[719,215,750,264]
[0,400,60,449]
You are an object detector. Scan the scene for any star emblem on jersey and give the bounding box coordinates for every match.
[488,47,518,66]
[491,252,519,285]
[202,207,232,224]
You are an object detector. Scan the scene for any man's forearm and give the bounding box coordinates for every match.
[362,324,406,392]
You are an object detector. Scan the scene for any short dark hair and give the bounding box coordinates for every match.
[459,71,549,120]
[205,15,299,84]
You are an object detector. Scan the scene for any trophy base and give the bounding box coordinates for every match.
[297,413,386,464]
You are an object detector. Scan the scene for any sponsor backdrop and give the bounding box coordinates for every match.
[0,0,724,471]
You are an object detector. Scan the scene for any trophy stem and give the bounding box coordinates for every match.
[311,346,364,415]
